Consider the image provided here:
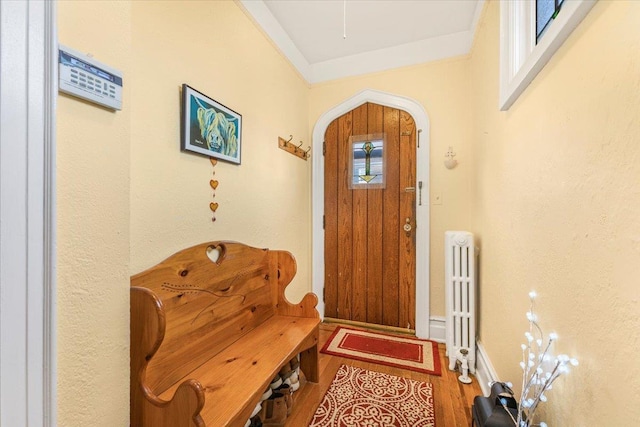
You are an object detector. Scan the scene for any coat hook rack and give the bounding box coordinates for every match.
[278,135,310,161]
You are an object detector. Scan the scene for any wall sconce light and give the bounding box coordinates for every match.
[444,146,458,169]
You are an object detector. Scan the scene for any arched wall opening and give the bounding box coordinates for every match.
[311,89,432,338]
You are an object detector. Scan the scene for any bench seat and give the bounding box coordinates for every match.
[159,315,319,426]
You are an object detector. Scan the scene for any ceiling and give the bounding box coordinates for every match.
[239,0,484,84]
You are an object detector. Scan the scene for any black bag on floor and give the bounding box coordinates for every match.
[471,382,519,427]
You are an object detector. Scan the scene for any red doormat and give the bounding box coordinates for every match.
[321,326,441,376]
[309,364,436,427]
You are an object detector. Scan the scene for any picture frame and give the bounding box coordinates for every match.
[181,84,242,164]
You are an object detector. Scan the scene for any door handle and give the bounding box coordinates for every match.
[403,218,412,236]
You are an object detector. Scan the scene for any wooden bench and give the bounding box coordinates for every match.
[130,241,320,427]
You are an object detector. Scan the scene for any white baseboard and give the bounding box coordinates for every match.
[474,341,499,396]
[428,316,446,343]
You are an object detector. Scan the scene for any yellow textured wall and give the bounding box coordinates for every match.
[57,1,131,426]
[57,1,310,425]
[470,1,640,424]
[309,61,475,317]
[130,1,311,301]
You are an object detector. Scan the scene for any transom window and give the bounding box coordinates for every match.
[536,0,565,42]
[499,0,596,110]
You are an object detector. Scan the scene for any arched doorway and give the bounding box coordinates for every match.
[311,89,432,338]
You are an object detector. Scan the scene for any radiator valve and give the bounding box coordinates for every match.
[457,348,473,384]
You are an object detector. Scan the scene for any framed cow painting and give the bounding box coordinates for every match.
[181,84,242,164]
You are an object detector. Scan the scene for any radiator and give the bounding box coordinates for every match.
[445,231,476,373]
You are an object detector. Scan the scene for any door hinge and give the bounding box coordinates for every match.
[323,287,326,302]
[323,141,326,155]
[323,215,325,229]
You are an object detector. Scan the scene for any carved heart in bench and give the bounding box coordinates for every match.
[206,243,224,264]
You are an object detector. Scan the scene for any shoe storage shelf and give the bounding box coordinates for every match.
[130,241,321,427]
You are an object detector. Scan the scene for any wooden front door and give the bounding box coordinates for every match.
[324,102,416,330]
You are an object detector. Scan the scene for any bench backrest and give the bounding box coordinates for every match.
[131,241,283,394]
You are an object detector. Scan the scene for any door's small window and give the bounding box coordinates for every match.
[349,133,386,189]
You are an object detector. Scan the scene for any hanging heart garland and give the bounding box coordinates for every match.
[209,158,218,221]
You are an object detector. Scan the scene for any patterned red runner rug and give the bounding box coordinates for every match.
[320,326,441,376]
[309,364,436,427]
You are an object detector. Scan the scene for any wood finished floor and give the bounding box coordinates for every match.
[285,322,481,427]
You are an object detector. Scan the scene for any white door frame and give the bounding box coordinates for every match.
[0,1,57,425]
[311,89,431,338]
